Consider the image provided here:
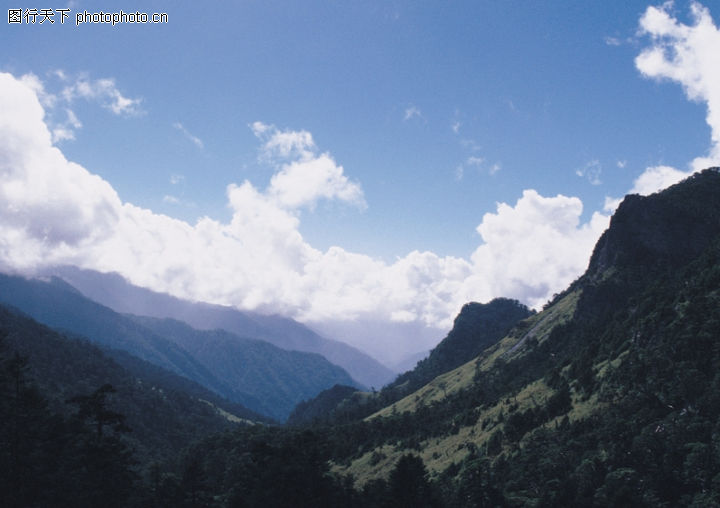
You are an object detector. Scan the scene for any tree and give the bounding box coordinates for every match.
[66,384,137,507]
[386,454,439,508]
[67,383,129,438]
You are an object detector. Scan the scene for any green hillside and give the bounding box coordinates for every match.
[326,168,720,504]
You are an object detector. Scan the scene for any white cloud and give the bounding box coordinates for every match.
[636,1,720,170]
[252,121,315,160]
[458,156,501,178]
[62,76,143,116]
[604,164,690,212]
[607,2,720,211]
[253,122,366,210]
[0,73,122,270]
[466,156,484,167]
[20,73,56,108]
[576,160,602,185]
[404,105,422,121]
[452,121,461,134]
[66,109,82,129]
[51,127,75,143]
[173,122,204,149]
[467,191,609,310]
[460,138,482,152]
[629,164,689,195]
[16,71,140,142]
[0,71,611,362]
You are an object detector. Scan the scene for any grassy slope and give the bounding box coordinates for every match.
[336,290,583,485]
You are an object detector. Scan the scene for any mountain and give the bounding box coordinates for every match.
[312,168,720,504]
[290,297,534,425]
[0,302,258,464]
[44,265,396,388]
[390,349,430,374]
[0,273,359,421]
[388,298,533,396]
[129,315,358,421]
[175,167,720,506]
[286,384,360,426]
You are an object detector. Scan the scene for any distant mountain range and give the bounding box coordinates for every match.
[42,266,396,389]
[0,302,263,464]
[0,273,359,421]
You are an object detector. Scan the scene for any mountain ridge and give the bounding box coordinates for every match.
[312,168,720,505]
[0,273,360,421]
[43,265,396,388]
[128,314,358,421]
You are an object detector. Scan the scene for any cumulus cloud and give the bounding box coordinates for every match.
[467,191,609,309]
[0,71,611,362]
[607,2,720,210]
[629,164,690,195]
[0,73,122,270]
[252,122,366,210]
[636,1,720,170]
[604,164,690,212]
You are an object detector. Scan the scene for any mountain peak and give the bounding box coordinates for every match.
[587,167,720,278]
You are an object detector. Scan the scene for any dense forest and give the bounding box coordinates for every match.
[2,168,720,506]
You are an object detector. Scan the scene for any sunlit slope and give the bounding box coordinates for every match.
[334,289,581,485]
[368,289,580,419]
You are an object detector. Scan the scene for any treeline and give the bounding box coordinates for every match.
[0,338,138,507]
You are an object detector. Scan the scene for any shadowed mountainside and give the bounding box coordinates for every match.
[43,266,396,389]
[0,274,359,421]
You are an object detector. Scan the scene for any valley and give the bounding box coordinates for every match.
[2,169,720,506]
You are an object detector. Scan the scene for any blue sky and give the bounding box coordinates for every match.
[2,1,719,363]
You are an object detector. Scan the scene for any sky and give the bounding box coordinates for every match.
[2,1,720,365]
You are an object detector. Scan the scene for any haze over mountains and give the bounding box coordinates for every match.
[43,265,396,390]
[0,273,363,421]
